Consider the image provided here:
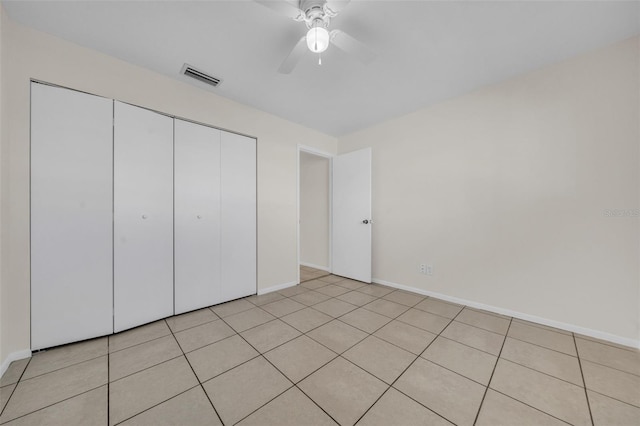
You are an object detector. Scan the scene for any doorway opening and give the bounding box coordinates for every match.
[297,146,333,284]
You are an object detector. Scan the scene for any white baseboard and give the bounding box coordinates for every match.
[0,349,32,380]
[258,281,298,295]
[373,278,640,350]
[300,262,330,272]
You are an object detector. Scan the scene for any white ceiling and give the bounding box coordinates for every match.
[3,0,639,136]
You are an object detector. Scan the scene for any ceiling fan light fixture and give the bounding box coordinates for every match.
[306,26,330,53]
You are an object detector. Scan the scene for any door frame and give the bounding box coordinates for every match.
[297,145,334,284]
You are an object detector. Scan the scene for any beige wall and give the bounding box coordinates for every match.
[0,15,337,365]
[339,36,640,346]
[0,4,5,365]
[300,152,330,270]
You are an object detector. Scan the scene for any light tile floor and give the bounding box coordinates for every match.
[0,267,639,425]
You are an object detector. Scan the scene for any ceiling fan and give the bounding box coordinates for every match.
[255,0,376,73]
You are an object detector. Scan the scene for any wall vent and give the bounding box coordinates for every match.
[181,64,222,88]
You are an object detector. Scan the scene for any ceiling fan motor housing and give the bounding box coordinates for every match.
[299,0,332,28]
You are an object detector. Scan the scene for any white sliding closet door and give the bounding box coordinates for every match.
[114,102,174,332]
[174,120,221,314]
[31,83,113,350]
[220,132,257,302]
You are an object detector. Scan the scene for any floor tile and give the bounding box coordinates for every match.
[576,337,640,376]
[165,308,217,333]
[343,336,416,384]
[336,291,377,307]
[109,356,198,425]
[186,335,258,382]
[210,298,255,318]
[0,384,16,414]
[1,385,107,426]
[278,285,308,297]
[507,321,576,356]
[317,275,344,284]
[109,335,182,382]
[315,284,351,297]
[581,360,640,407]
[313,298,357,317]
[265,335,337,383]
[299,357,387,426]
[174,319,236,353]
[237,387,336,426]
[241,319,301,353]
[334,279,368,290]
[290,290,331,306]
[0,356,107,424]
[339,308,391,333]
[224,307,276,332]
[383,290,424,307]
[441,321,504,355]
[0,359,29,387]
[588,389,640,426]
[307,320,368,354]
[109,321,171,353]
[120,386,220,426]
[413,298,463,319]
[374,320,437,355]
[476,389,566,426]
[490,359,591,425]
[261,298,307,317]
[356,284,394,297]
[363,299,410,318]
[422,336,497,385]
[358,387,452,426]
[397,309,451,334]
[23,337,107,379]
[203,357,291,425]
[455,308,510,334]
[394,358,485,426]
[300,279,329,290]
[246,292,285,306]
[513,318,572,335]
[280,307,333,333]
[501,337,583,386]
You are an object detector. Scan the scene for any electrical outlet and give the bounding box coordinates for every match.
[420,263,433,275]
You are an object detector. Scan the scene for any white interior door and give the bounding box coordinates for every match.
[332,148,372,283]
[31,83,114,350]
[174,119,221,314]
[114,102,174,332]
[220,132,257,302]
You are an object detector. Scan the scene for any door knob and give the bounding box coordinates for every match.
[362,219,369,224]
[197,215,202,219]
[142,214,148,220]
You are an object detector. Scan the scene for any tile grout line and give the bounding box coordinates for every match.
[164,319,225,426]
[352,305,467,425]
[573,332,595,426]
[487,388,574,425]
[0,384,105,425]
[472,317,513,426]
[0,358,32,420]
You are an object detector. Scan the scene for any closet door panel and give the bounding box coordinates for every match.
[114,102,174,332]
[220,132,257,302]
[174,120,221,314]
[31,83,114,350]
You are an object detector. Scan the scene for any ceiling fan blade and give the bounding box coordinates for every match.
[278,36,308,74]
[254,0,304,20]
[330,29,376,65]
[324,0,351,15]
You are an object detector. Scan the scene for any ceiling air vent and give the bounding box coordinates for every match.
[181,64,222,88]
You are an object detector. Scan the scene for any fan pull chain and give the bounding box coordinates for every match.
[319,53,322,65]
